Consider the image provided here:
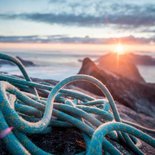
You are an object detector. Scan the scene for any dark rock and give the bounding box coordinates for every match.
[0,56,36,67]
[97,53,145,82]
[78,57,155,117]
[16,56,36,66]
[29,128,85,155]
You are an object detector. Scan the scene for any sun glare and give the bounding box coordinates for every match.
[114,43,125,55]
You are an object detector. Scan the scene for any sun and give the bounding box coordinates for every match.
[114,43,125,55]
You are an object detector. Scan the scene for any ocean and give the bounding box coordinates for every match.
[0,50,155,83]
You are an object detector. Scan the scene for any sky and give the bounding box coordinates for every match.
[0,0,155,52]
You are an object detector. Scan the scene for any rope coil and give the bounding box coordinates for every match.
[0,53,155,155]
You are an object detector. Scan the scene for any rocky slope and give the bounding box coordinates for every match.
[0,74,155,154]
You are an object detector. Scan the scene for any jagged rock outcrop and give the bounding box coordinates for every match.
[77,57,155,117]
[0,56,36,67]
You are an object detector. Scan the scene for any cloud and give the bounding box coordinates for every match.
[0,1,155,28]
[0,35,154,44]
[0,13,107,26]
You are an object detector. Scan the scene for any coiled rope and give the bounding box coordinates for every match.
[0,53,155,155]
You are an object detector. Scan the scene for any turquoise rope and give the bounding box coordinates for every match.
[0,111,31,155]
[87,122,155,155]
[0,52,39,97]
[0,53,155,155]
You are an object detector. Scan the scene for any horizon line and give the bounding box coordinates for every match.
[0,42,155,53]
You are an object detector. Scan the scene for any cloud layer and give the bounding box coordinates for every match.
[0,0,154,42]
[0,1,155,28]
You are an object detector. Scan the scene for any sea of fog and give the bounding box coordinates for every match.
[0,50,155,83]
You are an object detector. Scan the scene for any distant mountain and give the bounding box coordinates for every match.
[0,56,36,67]
[97,53,147,82]
[98,52,155,66]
